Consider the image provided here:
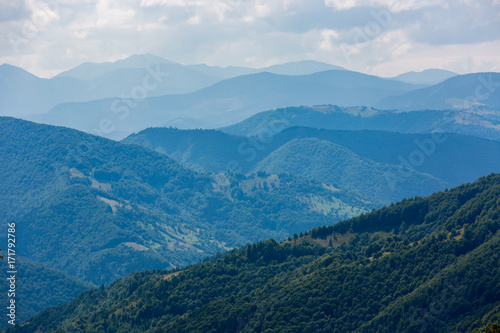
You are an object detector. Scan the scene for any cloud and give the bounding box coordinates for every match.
[324,0,444,12]
[0,1,30,22]
[0,0,499,77]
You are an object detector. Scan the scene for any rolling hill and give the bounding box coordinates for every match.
[0,116,374,287]
[9,173,500,333]
[123,126,500,203]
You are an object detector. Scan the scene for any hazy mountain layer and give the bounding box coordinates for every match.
[28,70,421,139]
[390,68,457,85]
[123,126,500,203]
[0,62,220,118]
[221,105,500,141]
[379,72,500,111]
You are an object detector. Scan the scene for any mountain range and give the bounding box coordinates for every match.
[3,54,489,141]
[24,70,500,140]
[54,55,346,81]
[221,105,500,141]
[0,116,377,327]
[8,173,500,332]
[1,116,375,284]
[123,126,500,203]
[26,69,423,139]
[0,55,344,118]
[379,72,500,111]
[0,62,220,117]
[2,55,500,332]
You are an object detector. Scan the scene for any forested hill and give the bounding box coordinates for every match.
[0,257,92,331]
[0,116,372,287]
[123,126,500,203]
[11,173,500,333]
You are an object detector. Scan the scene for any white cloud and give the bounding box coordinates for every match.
[0,0,499,77]
[324,0,446,12]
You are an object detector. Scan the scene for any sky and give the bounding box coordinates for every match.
[0,0,499,78]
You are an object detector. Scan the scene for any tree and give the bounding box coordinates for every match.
[479,321,500,333]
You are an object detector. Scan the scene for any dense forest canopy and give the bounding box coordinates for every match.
[8,173,500,333]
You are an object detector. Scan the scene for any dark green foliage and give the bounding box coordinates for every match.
[0,257,92,331]
[478,322,500,333]
[9,173,500,333]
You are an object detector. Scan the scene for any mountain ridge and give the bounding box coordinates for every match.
[390,68,457,85]
[8,173,500,333]
[28,70,422,139]
[379,72,500,110]
[220,105,500,141]
[0,116,374,287]
[123,125,500,204]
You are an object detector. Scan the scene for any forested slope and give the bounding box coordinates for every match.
[0,117,370,286]
[10,174,500,333]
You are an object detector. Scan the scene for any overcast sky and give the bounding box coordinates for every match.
[1,0,499,78]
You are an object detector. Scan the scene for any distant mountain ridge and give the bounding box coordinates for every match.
[27,69,422,139]
[390,68,457,85]
[3,54,498,143]
[221,105,500,141]
[123,126,500,203]
[0,55,346,119]
[379,72,500,110]
[55,55,344,80]
[0,62,221,117]
[53,54,175,80]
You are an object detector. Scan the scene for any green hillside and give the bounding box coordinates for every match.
[0,257,92,331]
[124,126,500,203]
[252,137,446,203]
[0,117,371,287]
[9,174,500,333]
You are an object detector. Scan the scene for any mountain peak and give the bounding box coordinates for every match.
[261,60,345,75]
[53,54,174,81]
[391,68,457,85]
[0,63,38,78]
